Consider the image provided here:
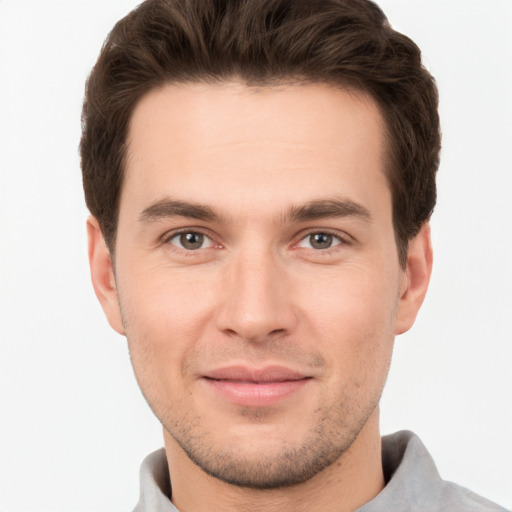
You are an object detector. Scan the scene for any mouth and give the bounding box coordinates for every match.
[202,365,312,407]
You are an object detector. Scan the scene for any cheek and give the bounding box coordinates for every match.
[299,265,398,378]
[302,262,399,330]
[120,257,214,332]
[117,263,216,392]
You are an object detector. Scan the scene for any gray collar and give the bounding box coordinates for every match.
[133,430,506,512]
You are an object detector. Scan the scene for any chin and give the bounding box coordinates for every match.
[178,436,347,489]
[166,402,377,489]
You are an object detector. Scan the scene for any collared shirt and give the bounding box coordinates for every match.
[133,430,508,511]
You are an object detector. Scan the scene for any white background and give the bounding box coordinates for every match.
[0,1,511,511]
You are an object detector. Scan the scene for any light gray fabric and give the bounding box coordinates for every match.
[133,430,508,511]
[358,431,508,512]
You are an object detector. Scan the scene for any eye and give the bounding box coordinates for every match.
[167,231,215,251]
[297,232,343,250]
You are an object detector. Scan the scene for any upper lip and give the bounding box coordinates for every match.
[203,365,309,382]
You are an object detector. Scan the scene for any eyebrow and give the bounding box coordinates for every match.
[139,199,224,223]
[285,199,372,223]
[139,197,371,224]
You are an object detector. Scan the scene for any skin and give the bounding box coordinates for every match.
[88,82,432,512]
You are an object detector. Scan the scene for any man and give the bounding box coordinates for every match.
[80,0,507,511]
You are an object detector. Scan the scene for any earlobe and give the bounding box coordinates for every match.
[395,223,433,335]
[87,216,125,335]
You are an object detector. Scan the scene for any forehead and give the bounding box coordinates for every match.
[122,81,390,219]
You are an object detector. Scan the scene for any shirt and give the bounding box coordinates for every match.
[133,430,508,511]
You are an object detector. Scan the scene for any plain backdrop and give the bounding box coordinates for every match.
[0,1,511,511]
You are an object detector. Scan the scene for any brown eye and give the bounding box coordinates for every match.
[296,232,343,251]
[309,233,333,249]
[180,232,204,250]
[168,231,213,250]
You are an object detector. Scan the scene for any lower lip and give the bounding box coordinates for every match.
[204,378,310,407]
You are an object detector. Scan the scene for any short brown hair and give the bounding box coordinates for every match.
[80,0,440,266]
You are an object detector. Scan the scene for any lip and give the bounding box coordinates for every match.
[202,365,312,407]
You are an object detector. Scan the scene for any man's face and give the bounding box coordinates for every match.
[93,82,423,487]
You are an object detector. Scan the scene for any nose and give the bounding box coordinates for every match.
[214,248,298,343]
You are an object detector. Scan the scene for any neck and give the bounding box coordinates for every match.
[163,409,385,512]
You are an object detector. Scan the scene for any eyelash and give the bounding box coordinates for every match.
[293,229,351,253]
[161,228,351,255]
[162,228,220,253]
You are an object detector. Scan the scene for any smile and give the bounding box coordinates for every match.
[202,366,312,407]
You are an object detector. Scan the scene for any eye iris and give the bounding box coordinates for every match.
[310,233,333,249]
[180,232,204,250]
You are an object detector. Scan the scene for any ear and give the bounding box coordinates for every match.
[395,223,433,335]
[87,216,125,335]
